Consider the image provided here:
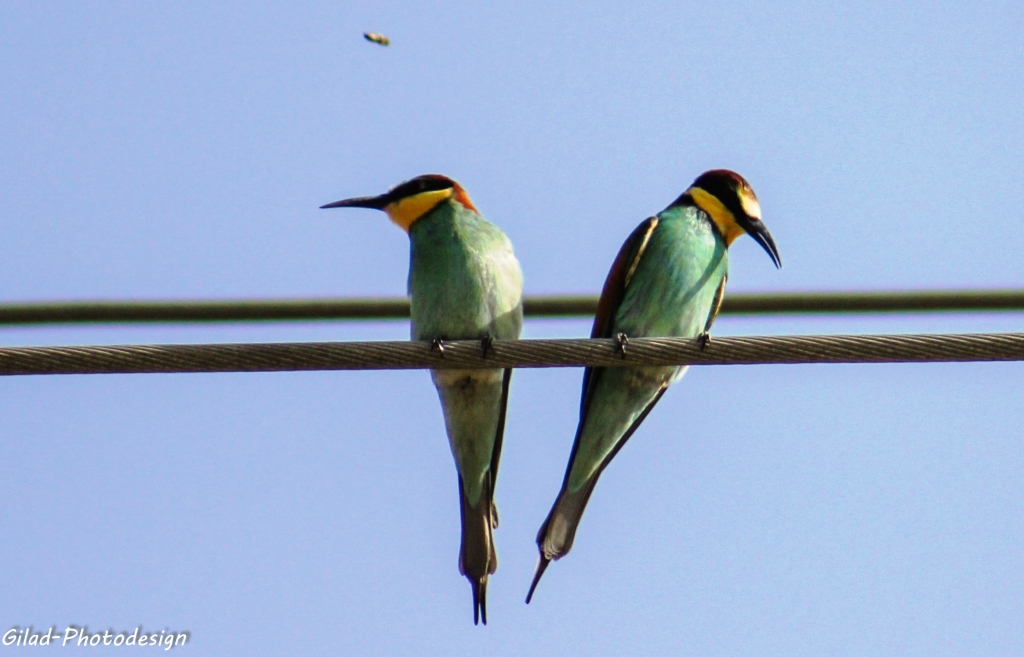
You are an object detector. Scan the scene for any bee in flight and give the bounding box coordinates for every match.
[363,32,390,46]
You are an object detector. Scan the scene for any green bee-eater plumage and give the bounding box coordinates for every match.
[322,175,523,625]
[527,170,781,602]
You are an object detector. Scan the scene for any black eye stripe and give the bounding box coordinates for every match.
[387,175,455,203]
[665,171,753,216]
[688,171,752,221]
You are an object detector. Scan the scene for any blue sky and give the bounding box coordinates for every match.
[2,2,1023,654]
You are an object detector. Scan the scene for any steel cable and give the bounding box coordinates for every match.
[2,332,1023,376]
[2,289,1024,325]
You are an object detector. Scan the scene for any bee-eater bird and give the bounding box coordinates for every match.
[321,175,523,625]
[526,169,781,603]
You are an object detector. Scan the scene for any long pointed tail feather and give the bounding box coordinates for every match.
[525,556,550,604]
[458,475,497,624]
[526,475,601,603]
[470,578,488,625]
[527,385,669,603]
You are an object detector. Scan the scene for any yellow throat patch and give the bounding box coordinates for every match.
[384,188,453,232]
[687,187,746,245]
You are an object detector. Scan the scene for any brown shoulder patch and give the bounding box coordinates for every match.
[592,216,658,339]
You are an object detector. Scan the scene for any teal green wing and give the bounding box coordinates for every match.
[489,367,512,495]
[529,206,732,603]
[702,275,728,336]
[528,217,662,602]
[578,216,659,417]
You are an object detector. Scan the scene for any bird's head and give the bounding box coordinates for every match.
[670,169,781,268]
[320,174,478,232]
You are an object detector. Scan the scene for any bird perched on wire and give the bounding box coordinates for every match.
[321,175,523,625]
[526,169,781,603]
[364,32,390,46]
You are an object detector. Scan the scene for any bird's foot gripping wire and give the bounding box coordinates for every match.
[431,337,446,357]
[480,335,494,359]
[614,332,629,359]
[697,332,711,351]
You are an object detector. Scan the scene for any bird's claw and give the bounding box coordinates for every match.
[697,332,711,351]
[481,335,494,359]
[431,337,446,357]
[614,332,629,358]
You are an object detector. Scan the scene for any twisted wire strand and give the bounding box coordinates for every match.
[2,332,1023,376]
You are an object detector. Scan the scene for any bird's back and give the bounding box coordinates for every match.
[613,205,728,339]
[565,205,729,492]
[408,201,523,342]
[407,199,522,624]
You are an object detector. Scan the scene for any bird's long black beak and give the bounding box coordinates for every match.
[319,193,390,210]
[742,218,782,269]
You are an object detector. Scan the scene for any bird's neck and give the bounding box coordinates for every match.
[384,190,454,232]
[685,188,745,246]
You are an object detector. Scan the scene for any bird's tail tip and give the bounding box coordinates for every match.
[525,555,551,604]
[458,476,496,625]
[471,578,488,625]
